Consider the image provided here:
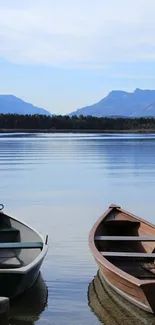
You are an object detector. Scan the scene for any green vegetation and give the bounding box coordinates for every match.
[0,114,155,132]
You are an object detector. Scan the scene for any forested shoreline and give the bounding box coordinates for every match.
[0,114,155,132]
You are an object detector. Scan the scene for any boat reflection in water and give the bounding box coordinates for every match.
[8,272,48,325]
[88,271,155,325]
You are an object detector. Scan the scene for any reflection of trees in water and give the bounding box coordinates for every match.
[88,271,155,325]
[8,273,48,325]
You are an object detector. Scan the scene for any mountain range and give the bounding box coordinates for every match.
[69,89,155,117]
[0,95,51,115]
[2,89,155,118]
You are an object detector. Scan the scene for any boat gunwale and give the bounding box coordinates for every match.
[89,204,155,286]
[0,210,48,274]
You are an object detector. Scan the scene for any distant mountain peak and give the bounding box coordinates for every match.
[0,95,52,116]
[109,90,128,95]
[134,88,142,92]
[106,90,129,99]
[69,89,155,118]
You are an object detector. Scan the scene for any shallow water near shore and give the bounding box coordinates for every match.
[1,132,155,324]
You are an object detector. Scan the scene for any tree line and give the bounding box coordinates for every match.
[0,114,155,131]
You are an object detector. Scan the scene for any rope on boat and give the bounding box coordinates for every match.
[0,204,4,211]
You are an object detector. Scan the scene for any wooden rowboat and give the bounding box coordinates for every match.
[89,204,155,314]
[0,204,48,298]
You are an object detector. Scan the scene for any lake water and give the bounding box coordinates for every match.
[1,133,155,324]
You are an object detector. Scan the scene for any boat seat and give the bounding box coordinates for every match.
[0,228,19,233]
[0,250,23,269]
[103,220,140,229]
[0,242,43,249]
[0,257,21,268]
[102,220,140,236]
[0,228,20,243]
[101,252,155,258]
[95,236,155,241]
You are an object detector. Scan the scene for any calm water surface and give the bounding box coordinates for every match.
[1,133,155,324]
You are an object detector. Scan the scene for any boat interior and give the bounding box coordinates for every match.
[95,208,155,279]
[0,212,43,269]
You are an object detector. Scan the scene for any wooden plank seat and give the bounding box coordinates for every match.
[0,242,43,249]
[0,249,24,268]
[104,220,140,224]
[104,220,140,228]
[95,236,155,241]
[0,228,19,233]
[101,252,155,258]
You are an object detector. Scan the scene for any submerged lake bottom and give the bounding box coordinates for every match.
[1,132,155,324]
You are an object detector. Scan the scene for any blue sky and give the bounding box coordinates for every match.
[1,0,155,114]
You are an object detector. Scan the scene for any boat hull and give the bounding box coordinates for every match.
[10,272,48,323]
[98,263,153,313]
[88,271,155,325]
[0,208,48,299]
[89,204,155,314]
[0,255,46,298]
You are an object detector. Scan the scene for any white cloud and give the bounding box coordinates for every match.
[0,0,155,67]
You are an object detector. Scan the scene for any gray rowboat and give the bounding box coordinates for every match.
[0,204,48,298]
